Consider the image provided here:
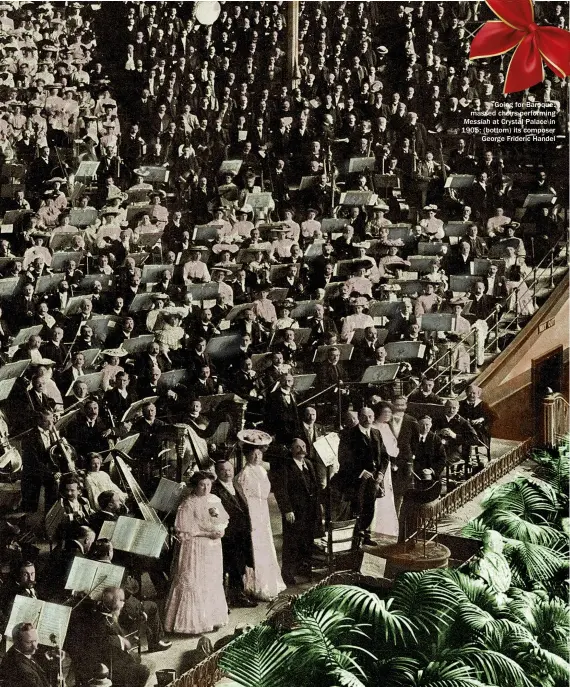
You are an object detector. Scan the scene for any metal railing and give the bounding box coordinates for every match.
[420,238,568,395]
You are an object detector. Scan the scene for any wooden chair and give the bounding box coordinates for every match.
[317,518,361,573]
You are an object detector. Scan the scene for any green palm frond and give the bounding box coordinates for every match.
[482,510,566,546]
[456,603,497,634]
[295,584,416,647]
[514,645,570,683]
[461,518,489,541]
[445,570,502,614]
[441,645,534,687]
[218,625,294,687]
[390,571,460,636]
[372,656,421,686]
[284,608,370,685]
[482,479,559,522]
[414,660,494,687]
[505,538,567,584]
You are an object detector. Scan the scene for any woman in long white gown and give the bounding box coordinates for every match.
[370,402,400,538]
[236,448,286,601]
[165,471,229,635]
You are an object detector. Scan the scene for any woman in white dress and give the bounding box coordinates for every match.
[165,470,229,635]
[370,402,400,538]
[236,448,286,601]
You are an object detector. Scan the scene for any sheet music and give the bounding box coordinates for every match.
[314,433,340,471]
[98,520,116,540]
[4,597,71,647]
[65,559,125,600]
[149,478,185,512]
[91,563,125,599]
[112,517,167,557]
[36,602,71,647]
[5,595,43,638]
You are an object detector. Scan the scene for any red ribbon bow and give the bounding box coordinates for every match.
[470,0,570,93]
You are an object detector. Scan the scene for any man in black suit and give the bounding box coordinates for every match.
[263,372,300,447]
[272,438,322,585]
[20,410,60,512]
[389,396,420,514]
[408,377,444,405]
[0,623,55,687]
[299,406,327,486]
[103,371,138,426]
[211,460,257,608]
[89,490,122,537]
[399,414,447,543]
[433,398,479,472]
[459,384,495,451]
[64,399,113,460]
[335,407,389,544]
[414,414,447,478]
[67,587,150,687]
[130,401,170,494]
[306,303,338,347]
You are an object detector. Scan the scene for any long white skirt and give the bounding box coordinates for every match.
[371,465,399,537]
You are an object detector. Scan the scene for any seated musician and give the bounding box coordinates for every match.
[408,377,444,405]
[65,398,114,463]
[130,401,170,495]
[89,490,123,537]
[103,370,138,426]
[55,473,94,542]
[88,540,172,653]
[84,453,127,511]
[433,398,479,477]
[0,622,62,687]
[459,384,495,451]
[66,586,150,687]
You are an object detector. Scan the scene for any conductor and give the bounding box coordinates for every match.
[335,407,389,545]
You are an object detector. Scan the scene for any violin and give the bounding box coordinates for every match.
[49,426,78,477]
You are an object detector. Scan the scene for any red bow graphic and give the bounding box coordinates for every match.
[470,0,570,94]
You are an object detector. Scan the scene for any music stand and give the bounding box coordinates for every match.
[373,174,401,190]
[219,159,243,176]
[69,208,98,228]
[449,275,479,293]
[136,166,169,184]
[51,251,83,273]
[193,223,223,242]
[205,334,241,361]
[367,300,403,319]
[344,157,376,174]
[11,325,43,348]
[75,161,100,184]
[444,174,475,190]
[522,193,555,208]
[128,293,154,314]
[160,369,189,390]
[299,175,319,190]
[313,343,353,363]
[0,359,29,382]
[35,273,66,295]
[126,205,153,223]
[65,371,103,396]
[384,341,426,362]
[339,191,377,206]
[321,218,347,233]
[121,397,159,423]
[291,300,322,320]
[418,242,445,256]
[186,282,219,303]
[79,347,101,370]
[420,314,455,332]
[293,374,316,393]
[359,363,400,385]
[245,192,274,209]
